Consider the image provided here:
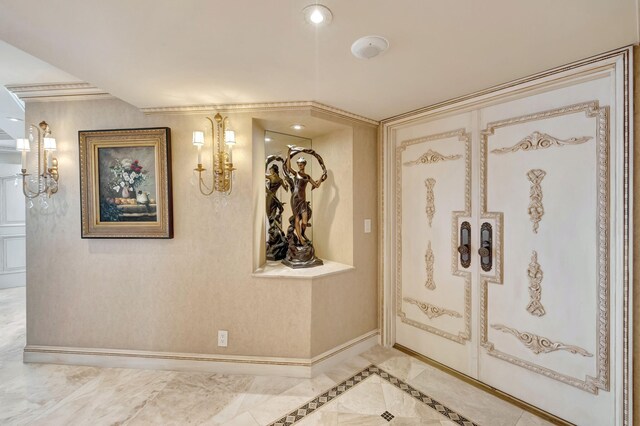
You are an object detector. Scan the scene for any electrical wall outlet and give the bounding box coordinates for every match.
[218,330,228,347]
[364,219,372,233]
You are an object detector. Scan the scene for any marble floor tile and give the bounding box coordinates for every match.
[380,380,446,421]
[333,379,387,416]
[127,372,255,425]
[247,393,311,425]
[295,409,339,425]
[30,368,175,425]
[408,364,524,426]
[0,363,102,425]
[360,344,404,366]
[279,373,336,399]
[323,354,371,383]
[238,375,305,412]
[221,411,261,426]
[390,418,442,425]
[268,365,474,426]
[376,354,429,381]
[334,412,390,425]
[0,287,555,426]
[208,393,249,424]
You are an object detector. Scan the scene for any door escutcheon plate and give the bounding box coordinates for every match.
[458,221,471,268]
[479,222,492,271]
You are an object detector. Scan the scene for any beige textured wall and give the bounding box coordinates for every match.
[311,124,378,355]
[313,128,354,265]
[25,98,377,359]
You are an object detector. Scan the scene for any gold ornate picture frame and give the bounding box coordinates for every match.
[79,127,173,239]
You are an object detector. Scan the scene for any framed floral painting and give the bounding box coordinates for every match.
[79,127,173,238]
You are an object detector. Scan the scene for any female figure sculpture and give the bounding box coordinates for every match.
[265,156,288,261]
[281,145,327,268]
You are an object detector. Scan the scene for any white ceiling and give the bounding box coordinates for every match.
[0,41,80,143]
[0,0,638,120]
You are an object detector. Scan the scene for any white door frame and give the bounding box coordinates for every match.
[379,46,633,425]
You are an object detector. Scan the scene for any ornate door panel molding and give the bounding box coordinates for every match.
[480,101,610,394]
[424,241,435,290]
[490,131,592,154]
[404,297,462,319]
[491,324,593,357]
[404,149,462,166]
[526,251,545,317]
[424,178,436,227]
[396,128,471,344]
[526,169,546,234]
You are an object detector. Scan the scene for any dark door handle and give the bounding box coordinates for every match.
[478,247,490,257]
[479,222,492,271]
[459,221,471,268]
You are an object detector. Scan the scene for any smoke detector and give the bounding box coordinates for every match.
[351,36,389,59]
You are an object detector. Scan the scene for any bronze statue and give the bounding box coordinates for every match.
[281,145,327,268]
[265,155,289,261]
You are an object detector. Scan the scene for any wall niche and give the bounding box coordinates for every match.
[252,112,354,277]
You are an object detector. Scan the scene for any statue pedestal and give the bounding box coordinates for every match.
[282,240,324,269]
[282,256,323,269]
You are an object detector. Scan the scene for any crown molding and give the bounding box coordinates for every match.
[141,101,380,127]
[5,82,113,102]
[5,83,379,126]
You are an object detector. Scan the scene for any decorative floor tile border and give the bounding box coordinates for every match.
[268,365,479,426]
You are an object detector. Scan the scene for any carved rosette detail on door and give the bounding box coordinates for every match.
[403,149,462,166]
[424,178,435,227]
[526,169,546,234]
[491,324,593,357]
[404,297,462,319]
[425,241,435,290]
[490,131,592,155]
[526,251,545,316]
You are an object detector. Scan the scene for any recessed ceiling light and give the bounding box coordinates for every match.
[303,4,332,26]
[264,137,272,142]
[6,117,23,122]
[351,35,389,59]
[291,124,305,130]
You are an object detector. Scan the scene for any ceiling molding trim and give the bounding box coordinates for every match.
[141,101,380,127]
[5,82,113,102]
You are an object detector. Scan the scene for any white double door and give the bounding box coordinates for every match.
[392,57,627,425]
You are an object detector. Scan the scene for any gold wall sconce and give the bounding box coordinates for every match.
[192,113,236,195]
[16,121,59,203]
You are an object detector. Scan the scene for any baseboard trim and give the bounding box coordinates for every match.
[23,330,379,378]
[394,343,573,426]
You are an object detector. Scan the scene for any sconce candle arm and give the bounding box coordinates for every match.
[21,174,43,199]
[19,121,59,199]
[193,113,235,196]
[197,171,217,196]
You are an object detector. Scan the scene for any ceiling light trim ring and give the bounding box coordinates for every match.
[302,4,333,26]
